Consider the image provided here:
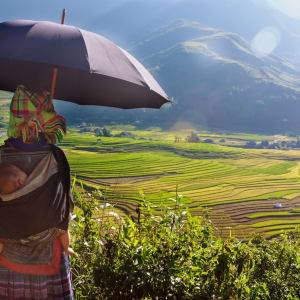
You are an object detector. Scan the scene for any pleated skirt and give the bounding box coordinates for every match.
[0,251,73,299]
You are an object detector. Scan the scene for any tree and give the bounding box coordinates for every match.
[186,131,200,143]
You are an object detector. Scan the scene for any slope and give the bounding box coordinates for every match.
[130,20,300,132]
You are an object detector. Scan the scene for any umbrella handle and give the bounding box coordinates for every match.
[61,8,66,25]
[50,67,58,100]
[50,9,66,101]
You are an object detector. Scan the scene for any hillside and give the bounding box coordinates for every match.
[86,0,300,65]
[48,20,300,134]
[49,21,300,134]
[3,20,300,134]
[3,0,300,64]
[0,91,10,131]
[129,20,300,133]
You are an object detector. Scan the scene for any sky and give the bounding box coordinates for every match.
[0,0,121,28]
[1,0,300,33]
[2,0,300,29]
[267,0,300,21]
[0,0,300,61]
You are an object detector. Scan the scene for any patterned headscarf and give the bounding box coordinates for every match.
[7,85,66,144]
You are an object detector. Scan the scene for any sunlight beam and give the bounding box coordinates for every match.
[251,27,280,57]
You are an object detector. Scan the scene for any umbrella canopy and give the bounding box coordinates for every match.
[0,19,170,109]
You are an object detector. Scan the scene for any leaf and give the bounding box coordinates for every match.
[71,176,77,191]
[108,211,120,218]
[80,180,84,192]
[168,198,177,202]
[97,189,103,197]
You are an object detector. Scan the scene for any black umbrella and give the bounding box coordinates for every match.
[0,15,169,109]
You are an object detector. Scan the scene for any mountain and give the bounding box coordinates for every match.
[86,0,300,65]
[2,0,300,63]
[129,20,300,132]
[55,20,300,134]
[3,0,300,133]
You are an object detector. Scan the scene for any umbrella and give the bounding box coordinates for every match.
[0,17,169,109]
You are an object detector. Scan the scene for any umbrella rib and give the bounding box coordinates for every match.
[76,27,91,73]
[118,47,152,91]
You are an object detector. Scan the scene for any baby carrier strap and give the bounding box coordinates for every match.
[0,144,52,175]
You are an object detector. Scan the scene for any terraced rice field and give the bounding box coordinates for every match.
[1,94,300,238]
[59,131,300,238]
[0,92,10,130]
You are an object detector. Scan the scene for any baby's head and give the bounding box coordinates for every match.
[0,163,27,195]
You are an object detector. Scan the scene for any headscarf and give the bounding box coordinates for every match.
[7,85,66,144]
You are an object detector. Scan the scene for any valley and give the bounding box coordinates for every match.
[2,94,300,238]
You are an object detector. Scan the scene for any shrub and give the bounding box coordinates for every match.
[94,127,112,137]
[186,132,200,143]
[71,188,300,299]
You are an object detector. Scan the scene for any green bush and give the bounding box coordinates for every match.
[71,188,300,299]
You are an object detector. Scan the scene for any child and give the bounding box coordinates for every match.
[0,163,27,195]
[0,163,74,255]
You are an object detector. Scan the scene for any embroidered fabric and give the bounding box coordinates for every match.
[2,228,60,265]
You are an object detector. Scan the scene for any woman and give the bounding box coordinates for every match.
[0,85,74,299]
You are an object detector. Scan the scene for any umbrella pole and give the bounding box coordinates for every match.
[61,8,66,25]
[50,8,66,100]
[50,67,58,100]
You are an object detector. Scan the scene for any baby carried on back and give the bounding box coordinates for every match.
[0,162,74,255]
[0,85,74,276]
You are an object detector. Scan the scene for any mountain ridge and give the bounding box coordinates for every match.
[2,20,300,134]
[138,20,300,92]
[51,20,300,134]
[129,20,300,133]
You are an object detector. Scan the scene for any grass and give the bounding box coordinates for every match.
[57,129,300,238]
[247,212,300,219]
[0,92,10,131]
[250,219,300,228]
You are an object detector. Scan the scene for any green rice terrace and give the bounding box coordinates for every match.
[0,92,9,131]
[59,131,300,239]
[1,95,300,239]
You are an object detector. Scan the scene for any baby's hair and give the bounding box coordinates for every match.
[0,163,26,194]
